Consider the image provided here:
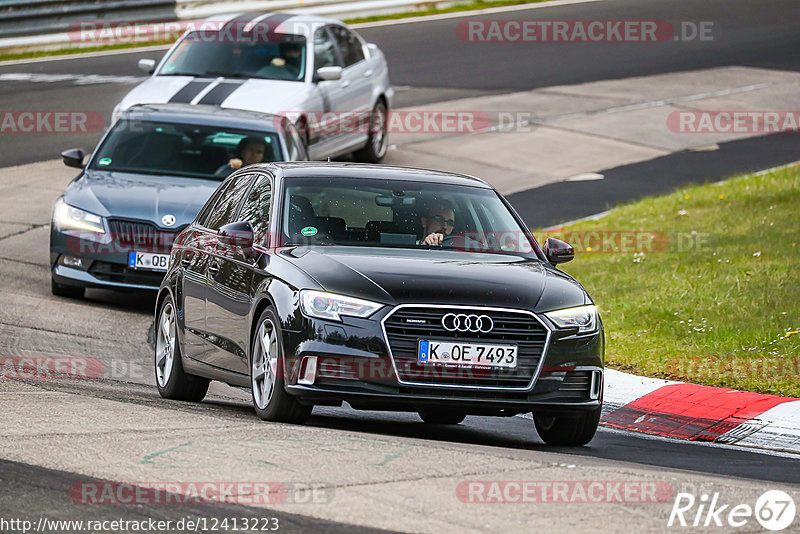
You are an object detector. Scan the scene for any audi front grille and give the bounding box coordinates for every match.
[382,305,551,390]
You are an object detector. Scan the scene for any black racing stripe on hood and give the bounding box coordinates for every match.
[197,80,245,105]
[168,80,212,103]
[221,12,264,31]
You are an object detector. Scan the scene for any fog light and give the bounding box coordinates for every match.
[590,370,602,400]
[59,255,89,270]
[298,356,317,385]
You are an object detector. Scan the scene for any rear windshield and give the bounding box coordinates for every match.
[89,119,282,180]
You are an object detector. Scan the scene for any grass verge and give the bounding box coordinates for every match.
[540,164,800,397]
[0,0,548,63]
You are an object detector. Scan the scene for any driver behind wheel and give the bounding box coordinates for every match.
[419,201,456,246]
[266,42,303,77]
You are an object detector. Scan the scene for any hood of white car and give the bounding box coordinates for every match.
[117,76,316,117]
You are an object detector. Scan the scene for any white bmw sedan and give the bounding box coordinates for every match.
[114,13,394,162]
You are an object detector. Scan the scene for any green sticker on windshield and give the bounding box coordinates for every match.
[301,226,318,237]
[98,158,112,166]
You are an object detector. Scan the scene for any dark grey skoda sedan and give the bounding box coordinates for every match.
[50,104,308,298]
[155,163,604,446]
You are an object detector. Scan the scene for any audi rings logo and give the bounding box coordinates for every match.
[441,313,494,333]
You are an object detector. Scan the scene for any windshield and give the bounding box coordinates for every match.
[159,33,307,81]
[89,119,282,180]
[281,177,538,257]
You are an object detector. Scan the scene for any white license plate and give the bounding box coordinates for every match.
[418,340,517,369]
[128,251,170,271]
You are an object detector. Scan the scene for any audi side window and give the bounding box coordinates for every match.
[205,174,254,231]
[239,174,273,245]
[314,28,341,70]
[330,26,364,67]
[196,180,235,227]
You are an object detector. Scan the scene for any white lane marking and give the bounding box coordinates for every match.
[564,172,604,181]
[190,77,224,104]
[0,72,145,84]
[0,44,173,66]
[0,0,604,66]
[350,0,604,29]
[546,83,774,123]
[543,210,610,231]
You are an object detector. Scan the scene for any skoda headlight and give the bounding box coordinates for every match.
[53,199,105,234]
[545,305,598,334]
[300,290,383,322]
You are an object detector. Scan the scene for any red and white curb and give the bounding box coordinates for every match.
[601,369,800,454]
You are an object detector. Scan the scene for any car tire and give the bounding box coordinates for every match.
[418,408,467,425]
[353,100,388,164]
[250,307,312,424]
[155,296,209,402]
[533,407,601,446]
[51,278,85,299]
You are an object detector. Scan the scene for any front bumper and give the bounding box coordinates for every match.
[50,229,166,291]
[282,305,604,414]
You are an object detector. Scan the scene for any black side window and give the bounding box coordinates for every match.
[196,180,233,227]
[239,174,273,245]
[330,26,364,67]
[314,27,341,70]
[205,174,254,230]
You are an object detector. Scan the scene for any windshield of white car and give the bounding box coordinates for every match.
[159,33,307,82]
[281,177,538,258]
[88,119,282,180]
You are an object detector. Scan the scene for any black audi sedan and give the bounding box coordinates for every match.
[155,163,604,446]
[50,104,308,298]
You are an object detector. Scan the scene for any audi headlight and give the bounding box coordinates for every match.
[300,290,383,322]
[53,198,105,234]
[544,305,598,334]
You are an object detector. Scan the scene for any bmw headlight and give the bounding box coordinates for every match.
[53,198,105,234]
[300,290,383,322]
[545,305,598,334]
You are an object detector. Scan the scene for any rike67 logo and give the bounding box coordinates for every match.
[669,490,796,531]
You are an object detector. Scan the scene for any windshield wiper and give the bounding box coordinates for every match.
[197,71,248,78]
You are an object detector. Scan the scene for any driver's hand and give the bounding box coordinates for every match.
[229,158,243,170]
[423,233,444,246]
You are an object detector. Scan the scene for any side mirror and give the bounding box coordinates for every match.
[138,59,156,74]
[543,237,574,265]
[218,221,255,251]
[315,66,342,82]
[61,148,86,169]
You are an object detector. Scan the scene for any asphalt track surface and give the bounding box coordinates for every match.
[2,0,800,168]
[2,0,800,530]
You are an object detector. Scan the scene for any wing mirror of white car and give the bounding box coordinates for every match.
[138,59,156,74]
[315,66,343,82]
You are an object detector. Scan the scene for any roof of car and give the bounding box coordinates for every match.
[121,104,285,133]
[254,162,494,188]
[200,12,344,38]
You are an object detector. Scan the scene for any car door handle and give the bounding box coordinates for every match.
[341,80,351,88]
[364,70,373,77]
